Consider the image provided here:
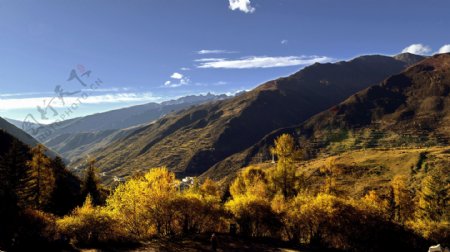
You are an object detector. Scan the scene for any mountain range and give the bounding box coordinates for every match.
[5,92,232,162]
[69,53,426,183]
[4,53,445,186]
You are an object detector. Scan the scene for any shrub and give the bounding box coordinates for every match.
[57,195,120,246]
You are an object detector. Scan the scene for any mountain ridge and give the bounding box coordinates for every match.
[75,54,425,182]
[203,53,450,180]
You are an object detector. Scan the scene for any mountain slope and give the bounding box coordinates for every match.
[204,53,450,179]
[4,118,39,130]
[8,93,230,162]
[79,54,424,182]
[33,92,230,140]
[0,117,41,148]
[45,125,140,162]
[0,117,60,158]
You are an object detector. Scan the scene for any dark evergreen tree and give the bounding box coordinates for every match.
[49,156,83,215]
[22,144,55,210]
[0,131,30,248]
[82,158,104,205]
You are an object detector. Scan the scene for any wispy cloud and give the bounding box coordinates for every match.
[0,91,53,98]
[401,44,432,55]
[0,87,134,98]
[196,55,333,69]
[281,39,288,45]
[164,72,190,88]
[81,87,132,93]
[197,49,237,55]
[194,58,227,62]
[229,0,255,13]
[0,92,161,110]
[437,44,450,54]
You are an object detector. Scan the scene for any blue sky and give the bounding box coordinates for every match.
[1,0,450,123]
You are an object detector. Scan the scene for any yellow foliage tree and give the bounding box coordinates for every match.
[361,190,390,219]
[107,167,178,238]
[271,192,314,242]
[107,167,226,238]
[175,188,225,234]
[390,175,413,223]
[106,175,152,238]
[226,194,280,237]
[199,178,221,198]
[230,165,269,199]
[57,195,117,245]
[319,157,342,195]
[270,134,300,199]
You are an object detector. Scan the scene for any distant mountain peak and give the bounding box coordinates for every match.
[393,52,426,65]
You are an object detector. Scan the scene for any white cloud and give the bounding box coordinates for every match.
[229,0,255,13]
[196,55,333,69]
[0,91,52,97]
[170,72,183,79]
[81,87,132,93]
[163,78,190,88]
[180,67,191,71]
[0,92,160,110]
[197,49,237,55]
[401,44,432,55]
[0,87,134,99]
[164,73,190,88]
[281,39,288,45]
[194,58,227,62]
[437,44,450,54]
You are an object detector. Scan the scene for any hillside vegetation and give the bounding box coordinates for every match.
[7,133,444,252]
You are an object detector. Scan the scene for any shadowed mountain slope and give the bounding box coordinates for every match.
[0,117,40,148]
[203,53,450,180]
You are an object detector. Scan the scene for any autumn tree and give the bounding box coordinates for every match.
[390,175,413,223]
[226,194,280,237]
[107,167,182,238]
[176,183,225,235]
[230,165,270,199]
[271,192,314,242]
[57,195,117,245]
[270,134,300,199]
[199,178,221,198]
[319,157,342,194]
[227,166,280,237]
[416,167,449,221]
[22,144,55,209]
[106,174,151,238]
[361,190,390,219]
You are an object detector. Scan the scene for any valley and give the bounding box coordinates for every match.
[1,3,449,250]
